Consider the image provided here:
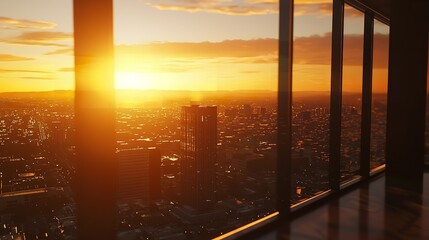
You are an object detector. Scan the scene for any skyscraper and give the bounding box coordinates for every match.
[180,105,217,210]
[117,148,161,203]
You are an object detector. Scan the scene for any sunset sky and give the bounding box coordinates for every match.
[0,0,389,93]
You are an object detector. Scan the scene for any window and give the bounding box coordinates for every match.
[371,20,389,170]
[0,0,75,239]
[291,0,332,205]
[341,5,364,182]
[113,1,278,238]
[0,0,396,239]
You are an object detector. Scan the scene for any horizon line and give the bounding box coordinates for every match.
[0,89,389,94]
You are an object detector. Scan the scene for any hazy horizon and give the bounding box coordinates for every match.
[0,89,390,94]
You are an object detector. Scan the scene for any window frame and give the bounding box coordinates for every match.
[70,0,391,239]
[215,0,390,238]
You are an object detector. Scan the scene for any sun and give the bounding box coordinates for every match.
[115,71,150,90]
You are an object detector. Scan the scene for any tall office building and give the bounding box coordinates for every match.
[117,148,161,203]
[180,105,217,210]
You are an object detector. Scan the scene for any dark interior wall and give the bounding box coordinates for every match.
[386,0,429,189]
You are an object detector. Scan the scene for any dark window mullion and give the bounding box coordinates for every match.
[74,0,116,239]
[360,13,374,179]
[329,0,344,191]
[277,0,294,218]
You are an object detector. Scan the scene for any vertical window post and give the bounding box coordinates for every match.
[360,13,374,179]
[277,0,294,218]
[73,0,116,239]
[329,0,344,191]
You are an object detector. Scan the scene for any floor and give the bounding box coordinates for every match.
[253,172,429,239]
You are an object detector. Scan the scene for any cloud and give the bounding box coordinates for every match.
[0,54,35,61]
[0,68,55,80]
[372,33,389,68]
[294,2,329,16]
[294,33,389,68]
[116,38,278,59]
[146,0,278,15]
[0,16,56,30]
[295,2,362,17]
[146,0,362,17]
[151,3,277,15]
[207,55,277,64]
[115,39,278,73]
[116,33,388,69]
[344,5,362,17]
[0,68,50,74]
[58,67,74,72]
[45,47,74,55]
[20,76,56,80]
[0,31,73,47]
[240,70,261,74]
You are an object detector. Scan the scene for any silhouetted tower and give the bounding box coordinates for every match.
[180,105,217,210]
[117,148,161,202]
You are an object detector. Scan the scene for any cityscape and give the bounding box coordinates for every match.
[0,90,388,239]
[2,0,427,238]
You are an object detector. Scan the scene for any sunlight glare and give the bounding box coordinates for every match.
[115,72,149,90]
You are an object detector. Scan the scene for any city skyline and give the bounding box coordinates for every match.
[0,90,390,239]
[0,1,427,240]
[0,94,280,239]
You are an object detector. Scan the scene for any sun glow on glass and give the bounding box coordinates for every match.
[115,71,151,90]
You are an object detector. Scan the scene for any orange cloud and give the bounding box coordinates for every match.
[0,68,55,82]
[0,54,34,61]
[0,68,50,74]
[147,0,362,17]
[116,38,277,59]
[294,2,362,17]
[115,39,278,75]
[147,0,277,15]
[294,33,389,68]
[0,16,56,30]
[58,67,74,72]
[372,33,389,69]
[0,31,72,47]
[293,0,330,3]
[116,33,387,69]
[294,2,330,16]
[20,76,56,80]
[45,47,74,55]
[153,4,277,15]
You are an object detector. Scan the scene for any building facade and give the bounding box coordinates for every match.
[180,105,217,210]
[117,148,161,203]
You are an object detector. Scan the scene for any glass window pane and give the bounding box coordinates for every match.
[0,1,75,239]
[370,20,389,170]
[114,1,279,238]
[341,5,364,182]
[292,0,332,204]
